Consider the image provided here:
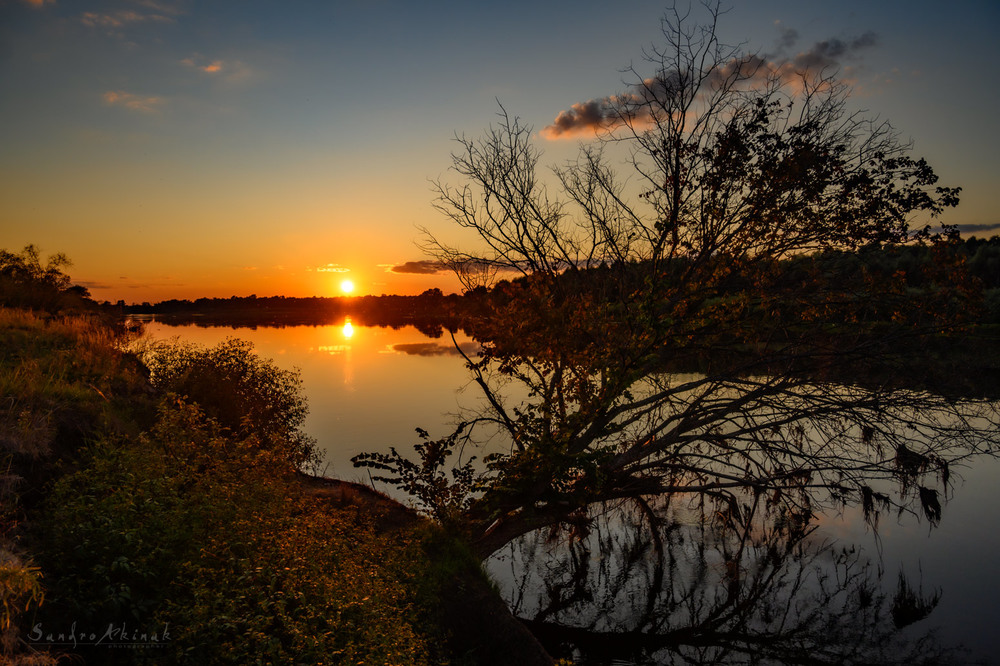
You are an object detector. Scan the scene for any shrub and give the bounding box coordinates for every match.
[33,399,441,665]
[143,338,317,470]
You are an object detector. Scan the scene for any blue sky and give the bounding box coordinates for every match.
[1,0,997,300]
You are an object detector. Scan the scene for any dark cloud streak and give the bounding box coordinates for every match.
[954,223,1000,236]
[391,260,447,275]
[788,31,878,71]
[541,28,880,140]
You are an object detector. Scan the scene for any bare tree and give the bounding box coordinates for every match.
[357,2,997,559]
[425,3,959,285]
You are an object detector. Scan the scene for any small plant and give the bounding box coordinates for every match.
[353,425,484,525]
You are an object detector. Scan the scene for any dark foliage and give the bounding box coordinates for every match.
[144,338,317,469]
[363,2,1000,562]
[0,244,93,314]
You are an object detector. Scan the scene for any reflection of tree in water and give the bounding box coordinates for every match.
[490,496,965,665]
[349,4,1000,660]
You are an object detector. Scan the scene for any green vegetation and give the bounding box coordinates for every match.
[33,400,444,664]
[0,306,153,665]
[1,248,535,665]
[144,338,319,470]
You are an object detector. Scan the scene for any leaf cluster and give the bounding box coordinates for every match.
[353,425,484,526]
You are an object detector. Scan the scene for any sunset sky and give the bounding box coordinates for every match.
[2,0,998,302]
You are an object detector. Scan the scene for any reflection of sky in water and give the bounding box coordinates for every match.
[142,320,1000,661]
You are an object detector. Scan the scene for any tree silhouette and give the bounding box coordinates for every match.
[355,2,998,559]
[0,244,86,312]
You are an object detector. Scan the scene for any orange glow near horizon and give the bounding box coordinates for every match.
[69,261,469,303]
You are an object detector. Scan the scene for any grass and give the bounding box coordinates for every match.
[0,309,153,461]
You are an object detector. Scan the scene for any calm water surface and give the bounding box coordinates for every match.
[144,320,1000,664]
[143,319,483,481]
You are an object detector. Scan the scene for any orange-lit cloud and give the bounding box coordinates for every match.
[541,31,879,140]
[313,263,351,273]
[182,56,225,74]
[22,0,55,7]
[540,97,631,140]
[181,54,257,85]
[103,90,165,112]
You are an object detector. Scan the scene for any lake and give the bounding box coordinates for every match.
[142,319,1000,664]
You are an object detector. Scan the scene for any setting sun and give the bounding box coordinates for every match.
[340,279,355,294]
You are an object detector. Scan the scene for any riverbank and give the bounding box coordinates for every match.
[0,307,550,665]
[299,475,552,665]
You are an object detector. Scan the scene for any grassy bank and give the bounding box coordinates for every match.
[0,307,546,665]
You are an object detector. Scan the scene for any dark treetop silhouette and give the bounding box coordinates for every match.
[354,3,998,561]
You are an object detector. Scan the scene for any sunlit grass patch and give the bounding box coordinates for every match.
[0,310,152,461]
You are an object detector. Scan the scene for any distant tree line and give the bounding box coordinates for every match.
[110,237,1000,328]
[118,289,471,335]
[3,239,997,328]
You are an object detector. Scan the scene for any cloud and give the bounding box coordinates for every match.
[182,55,225,74]
[103,90,165,112]
[181,54,257,84]
[541,98,629,140]
[134,0,183,14]
[541,30,879,140]
[110,276,184,290]
[390,260,448,275]
[783,32,878,72]
[81,8,175,30]
[773,22,799,51]
[81,2,182,42]
[75,280,114,290]
[954,223,1000,237]
[313,263,351,273]
[22,0,55,7]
